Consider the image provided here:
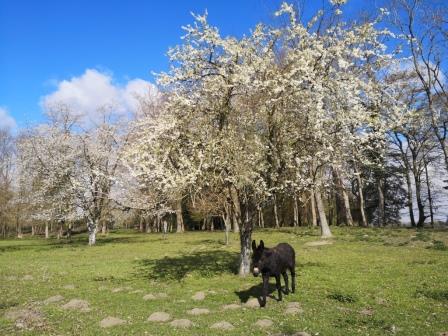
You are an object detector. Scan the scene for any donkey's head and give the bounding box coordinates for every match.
[251,240,265,277]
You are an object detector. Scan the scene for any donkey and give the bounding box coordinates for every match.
[251,240,296,307]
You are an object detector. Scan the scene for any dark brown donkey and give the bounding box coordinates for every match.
[251,240,296,307]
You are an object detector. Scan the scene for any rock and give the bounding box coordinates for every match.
[22,275,34,281]
[285,307,303,315]
[61,299,90,312]
[210,321,234,330]
[244,298,260,308]
[156,292,168,298]
[63,284,75,290]
[292,332,311,336]
[4,308,45,329]
[192,291,206,301]
[359,308,374,316]
[187,308,210,315]
[99,316,126,328]
[254,319,273,328]
[147,312,171,322]
[170,319,193,328]
[222,304,241,310]
[438,332,448,336]
[286,302,301,309]
[43,295,64,304]
[130,289,143,294]
[304,240,333,247]
[111,288,124,293]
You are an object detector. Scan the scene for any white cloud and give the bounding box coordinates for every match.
[41,69,157,124]
[0,107,17,130]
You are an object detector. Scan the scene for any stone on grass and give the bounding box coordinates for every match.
[170,319,193,328]
[4,308,45,329]
[210,321,234,330]
[438,332,448,336]
[293,332,311,336]
[111,287,124,293]
[61,299,90,312]
[304,240,333,247]
[222,303,241,310]
[285,302,303,315]
[359,308,374,316]
[156,292,168,298]
[43,295,64,305]
[63,284,75,290]
[147,312,171,322]
[244,298,260,308]
[254,319,273,328]
[22,275,34,281]
[192,291,206,301]
[187,308,210,315]
[99,316,126,328]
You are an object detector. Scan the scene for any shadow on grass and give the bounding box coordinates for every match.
[234,283,277,304]
[0,235,142,253]
[134,250,239,281]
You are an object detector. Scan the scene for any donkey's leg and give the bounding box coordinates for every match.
[282,271,289,294]
[290,268,296,293]
[275,275,282,301]
[261,274,269,307]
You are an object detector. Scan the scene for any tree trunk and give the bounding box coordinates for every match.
[45,223,49,239]
[16,216,22,239]
[424,160,434,227]
[273,193,280,228]
[377,177,385,227]
[57,222,63,240]
[315,189,332,238]
[333,167,354,226]
[404,169,416,227]
[31,225,35,236]
[229,186,252,277]
[232,208,239,233]
[310,189,317,227]
[413,170,426,228]
[102,221,107,235]
[354,165,368,227]
[175,199,184,233]
[67,222,72,240]
[293,194,299,227]
[223,206,231,245]
[139,216,144,233]
[88,218,97,246]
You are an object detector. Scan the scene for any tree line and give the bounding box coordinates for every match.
[0,0,446,276]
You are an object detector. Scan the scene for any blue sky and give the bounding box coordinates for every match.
[0,0,376,129]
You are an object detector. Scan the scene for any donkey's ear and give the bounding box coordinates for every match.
[252,240,257,250]
[260,240,264,249]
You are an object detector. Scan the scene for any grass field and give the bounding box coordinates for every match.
[0,227,447,335]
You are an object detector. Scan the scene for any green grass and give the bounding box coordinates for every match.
[1,227,447,335]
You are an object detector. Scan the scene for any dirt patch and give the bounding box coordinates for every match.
[111,287,124,293]
[147,312,171,322]
[170,319,193,328]
[43,295,64,305]
[61,299,90,312]
[143,294,156,300]
[210,321,234,330]
[63,284,75,290]
[304,240,333,247]
[4,307,45,330]
[192,291,206,301]
[187,308,210,315]
[359,308,374,316]
[254,319,273,328]
[99,316,126,328]
[22,275,34,281]
[222,303,241,310]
